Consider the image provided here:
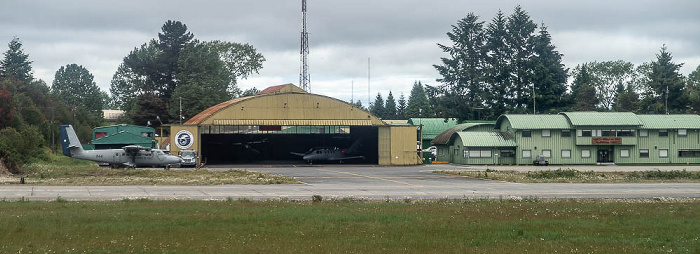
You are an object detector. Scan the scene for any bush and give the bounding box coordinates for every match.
[0,126,46,174]
[526,169,579,179]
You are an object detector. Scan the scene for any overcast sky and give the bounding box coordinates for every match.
[2,0,699,107]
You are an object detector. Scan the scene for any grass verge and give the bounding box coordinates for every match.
[0,154,299,185]
[435,168,700,183]
[0,198,697,253]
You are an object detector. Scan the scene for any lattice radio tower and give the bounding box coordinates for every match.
[299,0,310,91]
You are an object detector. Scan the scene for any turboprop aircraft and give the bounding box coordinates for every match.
[59,125,182,169]
[290,139,365,164]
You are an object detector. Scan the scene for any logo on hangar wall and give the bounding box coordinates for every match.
[175,130,194,149]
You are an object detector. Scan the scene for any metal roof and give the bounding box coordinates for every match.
[185,96,251,125]
[637,114,700,129]
[213,119,372,126]
[91,132,155,145]
[455,131,516,147]
[560,112,642,127]
[431,123,495,145]
[408,118,459,139]
[496,114,571,129]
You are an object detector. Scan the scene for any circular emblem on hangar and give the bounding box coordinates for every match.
[175,130,194,149]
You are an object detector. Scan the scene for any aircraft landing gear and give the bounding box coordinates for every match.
[164,165,170,170]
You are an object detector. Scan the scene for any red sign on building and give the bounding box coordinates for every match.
[592,137,622,144]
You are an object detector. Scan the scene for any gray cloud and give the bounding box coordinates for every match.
[1,0,699,107]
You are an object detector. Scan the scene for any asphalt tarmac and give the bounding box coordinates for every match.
[0,164,699,201]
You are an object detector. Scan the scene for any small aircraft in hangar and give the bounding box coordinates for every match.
[291,140,365,164]
[59,125,182,169]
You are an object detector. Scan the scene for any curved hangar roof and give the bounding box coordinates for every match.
[185,84,386,126]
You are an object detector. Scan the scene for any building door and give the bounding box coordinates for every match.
[597,149,611,163]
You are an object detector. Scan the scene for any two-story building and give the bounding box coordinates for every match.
[433,112,700,165]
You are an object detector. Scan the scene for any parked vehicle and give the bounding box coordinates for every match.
[533,155,549,166]
[179,150,198,167]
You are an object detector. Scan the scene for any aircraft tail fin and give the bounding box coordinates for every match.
[59,125,84,157]
[347,139,361,155]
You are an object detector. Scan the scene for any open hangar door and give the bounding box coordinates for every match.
[199,125,378,165]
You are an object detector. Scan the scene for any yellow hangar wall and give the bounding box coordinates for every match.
[169,85,419,165]
[379,125,422,165]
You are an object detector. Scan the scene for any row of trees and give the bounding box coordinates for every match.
[0,20,266,172]
[0,38,102,173]
[424,6,700,121]
[366,81,434,120]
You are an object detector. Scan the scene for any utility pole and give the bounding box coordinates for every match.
[179,97,182,125]
[367,58,370,108]
[532,84,536,114]
[299,0,310,91]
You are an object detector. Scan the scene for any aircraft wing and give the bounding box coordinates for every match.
[122,145,151,157]
[329,155,365,161]
[289,152,307,157]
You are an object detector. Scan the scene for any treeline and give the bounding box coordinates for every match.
[367,6,700,121]
[0,20,265,172]
[0,38,102,173]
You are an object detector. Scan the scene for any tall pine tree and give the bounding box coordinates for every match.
[370,93,385,118]
[434,13,486,121]
[405,81,432,118]
[384,91,397,120]
[530,24,567,113]
[645,45,686,113]
[1,38,33,84]
[397,93,407,119]
[506,6,537,111]
[483,11,511,118]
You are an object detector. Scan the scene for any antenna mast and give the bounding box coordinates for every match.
[299,0,310,91]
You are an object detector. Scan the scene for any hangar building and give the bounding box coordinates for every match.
[168,84,420,166]
[433,112,700,165]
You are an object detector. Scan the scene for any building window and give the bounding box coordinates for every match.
[463,150,468,158]
[500,151,515,157]
[522,150,531,158]
[639,149,649,158]
[679,150,700,157]
[659,130,668,137]
[561,150,571,158]
[678,129,687,136]
[617,130,635,137]
[620,149,630,158]
[542,150,551,158]
[522,130,531,137]
[582,149,591,158]
[469,150,492,158]
[659,149,668,158]
[542,130,551,137]
[561,130,571,137]
[639,129,648,137]
[580,130,592,137]
[601,130,615,137]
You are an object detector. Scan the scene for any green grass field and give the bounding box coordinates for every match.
[0,155,298,185]
[436,168,700,183]
[0,198,697,253]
